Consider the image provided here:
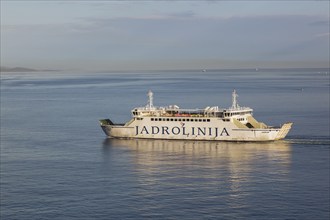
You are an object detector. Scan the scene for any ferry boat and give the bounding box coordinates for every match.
[99,90,293,141]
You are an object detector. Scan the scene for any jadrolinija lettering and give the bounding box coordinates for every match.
[135,126,229,137]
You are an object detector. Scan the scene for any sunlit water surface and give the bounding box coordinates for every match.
[1,69,329,219]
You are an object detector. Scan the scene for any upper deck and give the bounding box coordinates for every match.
[131,90,253,119]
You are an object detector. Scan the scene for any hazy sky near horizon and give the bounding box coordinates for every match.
[1,1,329,71]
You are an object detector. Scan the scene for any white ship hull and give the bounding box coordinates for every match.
[100,90,293,142]
[100,118,292,141]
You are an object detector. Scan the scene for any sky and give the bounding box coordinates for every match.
[1,0,329,71]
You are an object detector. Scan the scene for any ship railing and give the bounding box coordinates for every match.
[226,106,253,112]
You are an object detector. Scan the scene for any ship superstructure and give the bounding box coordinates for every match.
[100,90,292,141]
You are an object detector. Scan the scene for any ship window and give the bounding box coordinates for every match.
[151,118,154,121]
[207,119,210,122]
[199,119,202,122]
[178,119,181,121]
[171,119,174,121]
[167,118,170,121]
[182,119,185,122]
[174,119,178,121]
[203,119,206,122]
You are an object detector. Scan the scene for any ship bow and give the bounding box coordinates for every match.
[275,122,293,140]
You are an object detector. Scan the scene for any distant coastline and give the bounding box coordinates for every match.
[1,66,328,74]
[95,67,329,74]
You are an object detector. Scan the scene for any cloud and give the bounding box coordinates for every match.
[309,20,330,26]
[315,32,330,38]
[168,10,196,18]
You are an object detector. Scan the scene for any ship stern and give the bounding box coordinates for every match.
[99,119,114,136]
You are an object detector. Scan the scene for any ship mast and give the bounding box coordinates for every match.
[231,89,240,109]
[147,90,154,110]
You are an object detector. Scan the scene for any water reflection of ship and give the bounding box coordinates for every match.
[102,138,292,202]
[103,138,292,163]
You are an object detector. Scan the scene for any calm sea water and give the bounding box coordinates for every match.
[1,69,329,219]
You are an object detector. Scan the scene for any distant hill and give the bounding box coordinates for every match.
[0,66,59,72]
[1,66,38,72]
